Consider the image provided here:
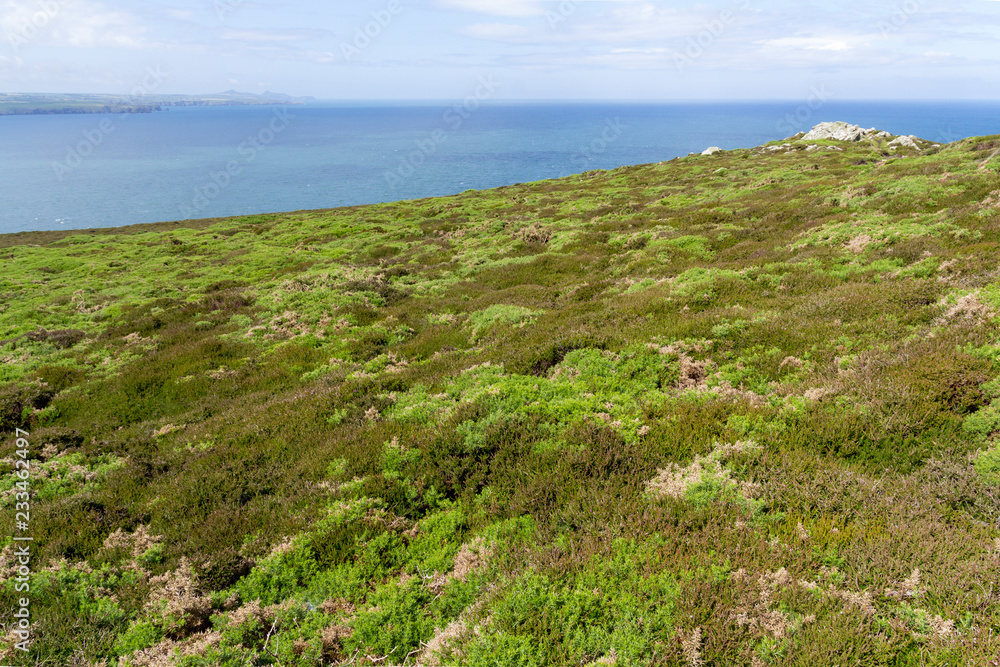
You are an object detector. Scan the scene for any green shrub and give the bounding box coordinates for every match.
[974,443,1000,483]
[114,620,163,656]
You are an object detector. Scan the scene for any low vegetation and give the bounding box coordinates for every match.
[1,129,999,665]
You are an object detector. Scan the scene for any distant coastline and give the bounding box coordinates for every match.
[0,91,315,116]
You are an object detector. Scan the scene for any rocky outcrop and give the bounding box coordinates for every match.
[802,122,892,142]
[702,146,722,155]
[888,135,921,150]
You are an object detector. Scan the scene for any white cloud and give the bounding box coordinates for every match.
[0,52,22,68]
[459,22,534,41]
[445,0,999,75]
[0,0,147,49]
[610,47,671,54]
[220,29,321,43]
[759,37,856,52]
[437,0,544,17]
[61,9,145,48]
[451,3,750,49]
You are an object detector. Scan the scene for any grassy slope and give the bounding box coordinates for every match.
[1,131,1000,666]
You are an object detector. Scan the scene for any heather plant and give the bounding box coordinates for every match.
[468,305,541,341]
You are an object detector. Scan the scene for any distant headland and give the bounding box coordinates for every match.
[0,91,315,116]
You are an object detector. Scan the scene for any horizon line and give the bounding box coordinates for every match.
[4,92,1000,105]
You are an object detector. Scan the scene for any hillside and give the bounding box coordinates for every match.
[1,124,1000,666]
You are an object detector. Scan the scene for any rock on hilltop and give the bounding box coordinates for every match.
[888,135,922,150]
[802,121,893,142]
[699,121,938,157]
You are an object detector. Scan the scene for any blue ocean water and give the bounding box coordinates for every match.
[0,101,997,233]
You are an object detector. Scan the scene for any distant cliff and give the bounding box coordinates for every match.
[0,91,313,116]
[0,104,161,116]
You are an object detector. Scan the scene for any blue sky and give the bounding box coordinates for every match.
[2,0,1000,99]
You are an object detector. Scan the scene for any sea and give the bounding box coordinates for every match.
[1,101,998,234]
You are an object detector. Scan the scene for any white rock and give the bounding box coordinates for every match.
[702,146,722,155]
[802,122,864,141]
[888,135,921,150]
[802,121,895,142]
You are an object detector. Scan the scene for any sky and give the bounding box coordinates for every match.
[1,0,1000,100]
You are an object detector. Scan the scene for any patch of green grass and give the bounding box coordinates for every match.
[468,305,542,341]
